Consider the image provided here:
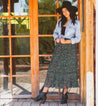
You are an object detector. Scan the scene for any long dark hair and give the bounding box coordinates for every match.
[58,8,77,35]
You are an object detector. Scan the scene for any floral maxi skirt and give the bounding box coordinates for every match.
[44,42,79,89]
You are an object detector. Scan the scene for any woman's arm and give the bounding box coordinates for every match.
[53,19,61,41]
[70,20,81,44]
[60,38,72,44]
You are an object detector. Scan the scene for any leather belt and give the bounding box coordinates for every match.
[64,38,70,40]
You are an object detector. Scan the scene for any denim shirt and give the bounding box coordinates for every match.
[53,18,81,44]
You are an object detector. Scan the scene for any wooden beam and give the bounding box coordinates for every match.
[29,0,39,97]
[93,0,96,9]
[85,0,94,105]
[79,0,86,103]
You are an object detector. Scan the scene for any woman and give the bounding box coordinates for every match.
[31,1,81,104]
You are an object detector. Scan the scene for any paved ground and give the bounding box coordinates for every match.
[0,99,85,106]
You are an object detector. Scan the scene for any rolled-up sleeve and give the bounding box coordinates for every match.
[71,20,81,44]
[53,20,60,41]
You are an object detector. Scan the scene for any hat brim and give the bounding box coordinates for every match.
[71,6,78,13]
[56,6,78,14]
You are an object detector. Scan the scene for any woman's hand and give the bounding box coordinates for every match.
[60,38,66,44]
[56,37,60,43]
[60,38,72,44]
[56,39,61,43]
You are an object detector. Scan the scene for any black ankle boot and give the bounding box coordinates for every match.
[31,92,47,104]
[60,91,68,104]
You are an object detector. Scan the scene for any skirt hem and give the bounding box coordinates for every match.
[44,85,79,89]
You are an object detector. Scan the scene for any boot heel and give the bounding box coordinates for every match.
[30,92,47,102]
[40,97,47,104]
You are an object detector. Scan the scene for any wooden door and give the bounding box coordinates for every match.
[0,0,32,98]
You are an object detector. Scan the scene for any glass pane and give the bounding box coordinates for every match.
[11,18,30,35]
[38,0,57,15]
[0,58,10,75]
[0,0,8,16]
[10,0,29,16]
[39,37,55,54]
[13,77,31,95]
[12,57,31,75]
[11,38,30,55]
[39,56,80,94]
[39,17,57,34]
[0,18,9,36]
[0,38,9,55]
[0,78,11,98]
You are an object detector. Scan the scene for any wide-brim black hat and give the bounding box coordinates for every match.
[56,1,77,15]
[71,6,78,14]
